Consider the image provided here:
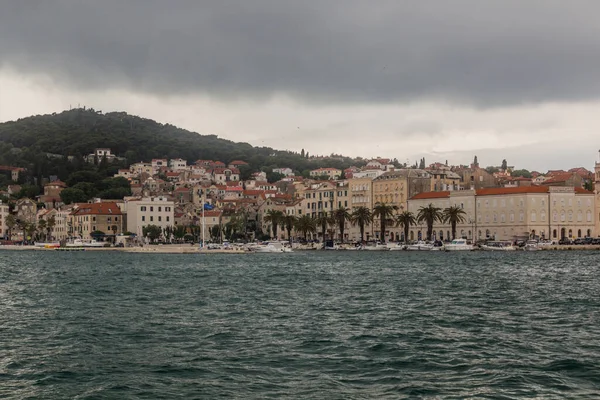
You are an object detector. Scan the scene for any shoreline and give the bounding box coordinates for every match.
[1,244,600,253]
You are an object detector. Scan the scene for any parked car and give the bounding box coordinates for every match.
[558,238,573,245]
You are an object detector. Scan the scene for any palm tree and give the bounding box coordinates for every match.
[333,207,351,242]
[46,215,56,241]
[295,215,316,241]
[314,212,333,242]
[442,205,467,240]
[395,211,416,243]
[37,219,47,241]
[350,206,372,243]
[417,203,444,241]
[372,203,398,242]
[5,214,16,240]
[282,214,297,243]
[263,209,284,239]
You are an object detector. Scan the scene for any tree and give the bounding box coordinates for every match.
[46,215,56,240]
[314,212,332,242]
[142,224,162,243]
[295,215,316,241]
[372,203,398,242]
[300,148,305,158]
[417,203,444,241]
[333,207,351,242]
[263,209,284,239]
[442,206,467,240]
[282,214,297,243]
[173,225,187,243]
[512,169,532,178]
[5,214,16,240]
[395,211,416,243]
[60,188,89,205]
[501,159,508,171]
[419,157,425,169]
[37,219,47,241]
[350,206,373,243]
[473,155,478,166]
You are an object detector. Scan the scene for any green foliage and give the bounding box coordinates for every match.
[295,215,316,240]
[0,109,361,180]
[373,203,398,242]
[417,203,444,241]
[442,206,467,240]
[511,169,532,178]
[501,159,508,170]
[266,171,285,183]
[395,211,416,242]
[485,166,499,174]
[142,224,162,243]
[60,188,89,204]
[17,184,40,199]
[350,206,373,242]
[72,182,98,198]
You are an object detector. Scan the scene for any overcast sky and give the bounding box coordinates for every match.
[1,1,600,171]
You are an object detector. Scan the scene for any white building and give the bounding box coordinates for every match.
[273,167,294,177]
[0,201,9,239]
[170,158,187,171]
[125,196,175,237]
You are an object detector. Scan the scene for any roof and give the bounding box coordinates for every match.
[410,191,451,200]
[541,173,575,184]
[244,190,263,196]
[212,167,240,174]
[166,172,181,177]
[71,202,122,216]
[228,160,248,165]
[174,187,190,192]
[44,180,67,187]
[476,186,549,196]
[311,167,341,172]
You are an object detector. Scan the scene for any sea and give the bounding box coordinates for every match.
[1,250,599,399]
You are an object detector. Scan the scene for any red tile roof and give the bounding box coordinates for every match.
[410,191,450,200]
[72,202,122,215]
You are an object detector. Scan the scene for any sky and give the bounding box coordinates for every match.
[1,1,600,172]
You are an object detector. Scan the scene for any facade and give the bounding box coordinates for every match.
[301,181,336,218]
[595,155,600,237]
[408,186,595,242]
[86,148,117,163]
[273,167,294,177]
[70,202,124,240]
[309,168,342,180]
[169,158,187,171]
[15,198,37,225]
[125,196,175,237]
[0,201,9,239]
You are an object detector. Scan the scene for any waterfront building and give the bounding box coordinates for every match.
[125,196,175,238]
[595,155,600,236]
[301,181,336,218]
[0,201,9,239]
[69,202,124,240]
[408,186,595,242]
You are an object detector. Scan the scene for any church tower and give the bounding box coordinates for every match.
[595,150,600,237]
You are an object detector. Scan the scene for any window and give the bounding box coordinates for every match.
[166,216,170,222]
[561,211,565,222]
[141,206,146,211]
[553,211,557,222]
[107,217,111,223]
[531,211,536,222]
[150,206,154,212]
[568,211,573,222]
[142,216,145,222]
[587,210,592,222]
[158,207,162,212]
[150,216,154,222]
[541,211,546,221]
[501,213,506,223]
[493,213,497,222]
[519,211,524,222]
[510,212,515,222]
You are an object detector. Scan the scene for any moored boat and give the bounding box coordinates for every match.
[406,241,434,251]
[523,240,541,251]
[65,239,105,248]
[480,241,516,251]
[444,238,475,251]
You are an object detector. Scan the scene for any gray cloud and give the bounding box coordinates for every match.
[1,1,600,106]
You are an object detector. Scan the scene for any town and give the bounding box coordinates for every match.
[1,148,599,248]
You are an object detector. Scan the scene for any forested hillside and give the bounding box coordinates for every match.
[0,108,362,185]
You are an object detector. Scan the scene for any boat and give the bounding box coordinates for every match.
[523,240,541,251]
[34,241,61,248]
[444,238,476,251]
[405,241,434,251]
[360,242,390,251]
[55,247,85,252]
[252,241,293,253]
[386,242,406,251]
[65,238,106,248]
[480,241,516,251]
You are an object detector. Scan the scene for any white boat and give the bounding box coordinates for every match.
[386,243,406,251]
[360,242,390,251]
[480,241,516,251]
[34,241,61,248]
[253,241,293,253]
[523,240,541,251]
[66,238,105,248]
[444,238,476,251]
[406,241,434,251]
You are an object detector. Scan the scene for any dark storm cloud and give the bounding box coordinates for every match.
[1,0,600,105]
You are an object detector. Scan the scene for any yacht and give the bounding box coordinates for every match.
[34,241,61,248]
[386,242,406,251]
[480,241,516,251]
[523,240,541,251]
[444,238,475,251]
[65,238,105,248]
[253,241,293,253]
[360,242,390,251]
[405,241,434,251]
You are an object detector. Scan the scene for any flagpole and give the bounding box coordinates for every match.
[201,190,205,248]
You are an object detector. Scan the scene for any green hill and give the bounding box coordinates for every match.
[0,108,362,185]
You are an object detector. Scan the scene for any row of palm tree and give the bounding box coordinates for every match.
[262,202,467,243]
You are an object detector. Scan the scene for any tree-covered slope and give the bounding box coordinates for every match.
[0,108,359,176]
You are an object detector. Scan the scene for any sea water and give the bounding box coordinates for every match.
[1,250,599,399]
